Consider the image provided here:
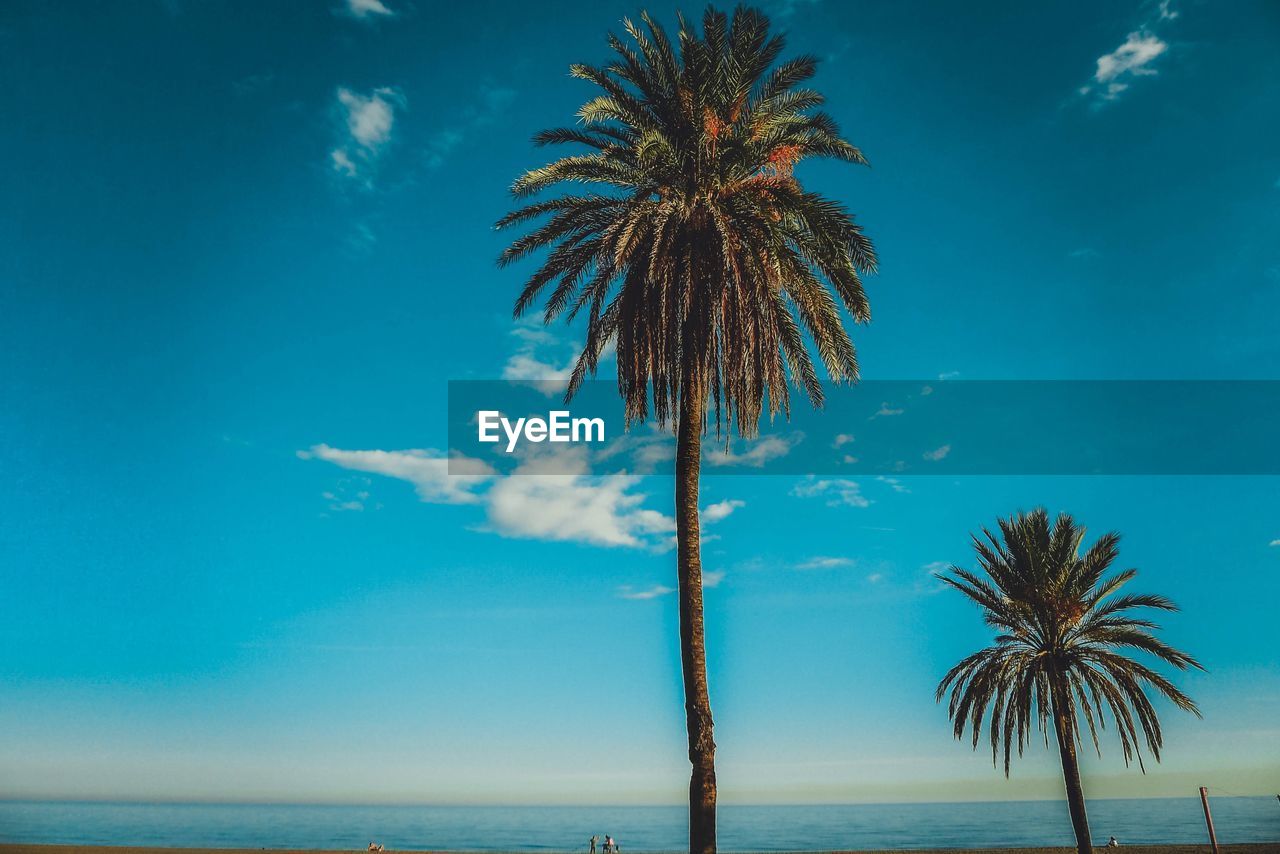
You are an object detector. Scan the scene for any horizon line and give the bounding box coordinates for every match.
[0,794,1267,808]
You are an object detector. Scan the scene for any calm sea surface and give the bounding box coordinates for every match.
[0,799,1276,850]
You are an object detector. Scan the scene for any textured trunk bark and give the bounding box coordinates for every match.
[1051,676,1093,854]
[675,374,717,854]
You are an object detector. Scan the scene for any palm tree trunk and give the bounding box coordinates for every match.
[1051,676,1093,854]
[675,373,717,854]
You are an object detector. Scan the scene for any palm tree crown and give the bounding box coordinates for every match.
[937,509,1203,775]
[495,5,876,434]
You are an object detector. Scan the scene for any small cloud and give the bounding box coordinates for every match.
[424,129,466,170]
[701,499,745,524]
[870,402,904,419]
[832,433,855,448]
[619,430,678,472]
[1096,32,1167,84]
[345,221,378,254]
[938,371,961,381]
[331,86,404,184]
[1158,0,1178,21]
[876,476,910,494]
[1270,539,1280,547]
[618,584,676,600]
[923,444,951,462]
[866,573,883,584]
[425,83,517,171]
[703,570,726,588]
[795,556,854,570]
[320,477,373,513]
[233,72,275,96]
[304,444,493,505]
[331,148,357,177]
[1080,31,1168,105]
[920,385,933,396]
[501,323,579,392]
[704,435,800,468]
[341,0,394,19]
[791,476,870,508]
[762,0,820,19]
[915,561,950,594]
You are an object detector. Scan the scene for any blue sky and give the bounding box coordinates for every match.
[1,0,1278,805]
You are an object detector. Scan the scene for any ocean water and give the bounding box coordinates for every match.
[0,798,1276,850]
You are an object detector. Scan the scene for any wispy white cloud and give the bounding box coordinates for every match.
[701,499,745,524]
[1270,539,1280,547]
[938,371,961,381]
[1088,31,1168,102]
[791,476,870,508]
[232,72,275,97]
[923,444,951,462]
[762,0,820,19]
[832,433,855,448]
[620,567,725,601]
[870,402,903,419]
[501,324,580,392]
[331,86,404,184]
[617,584,675,600]
[876,476,909,494]
[593,424,676,473]
[304,443,674,550]
[425,83,516,170]
[866,572,884,584]
[916,561,951,595]
[320,476,373,513]
[300,444,493,504]
[795,556,854,570]
[341,0,394,18]
[478,449,674,549]
[704,434,801,468]
[1078,1,1176,108]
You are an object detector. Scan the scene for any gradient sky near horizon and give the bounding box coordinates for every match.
[2,0,1279,805]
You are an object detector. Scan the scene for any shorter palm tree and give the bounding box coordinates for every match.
[936,509,1203,854]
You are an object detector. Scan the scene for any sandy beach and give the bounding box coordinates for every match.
[1,845,1277,854]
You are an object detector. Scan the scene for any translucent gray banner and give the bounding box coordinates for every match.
[447,380,1280,476]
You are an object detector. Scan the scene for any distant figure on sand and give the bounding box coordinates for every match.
[1107,837,1120,848]
[604,836,617,853]
[590,836,598,854]
[368,843,384,853]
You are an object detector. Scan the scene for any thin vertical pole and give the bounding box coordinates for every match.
[1200,786,1220,854]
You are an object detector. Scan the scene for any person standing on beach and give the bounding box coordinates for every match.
[590,835,598,854]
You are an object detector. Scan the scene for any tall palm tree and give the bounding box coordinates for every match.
[936,509,1203,854]
[496,7,876,852]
